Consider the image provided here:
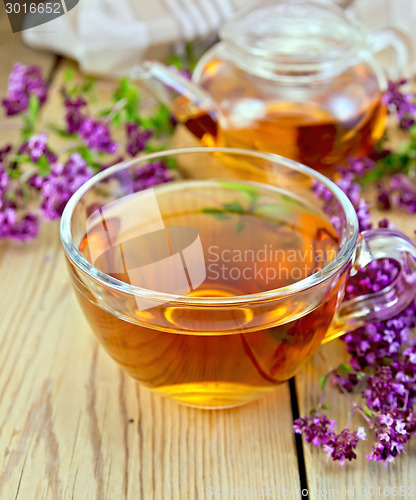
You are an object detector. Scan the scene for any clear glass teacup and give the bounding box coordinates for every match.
[60,148,416,408]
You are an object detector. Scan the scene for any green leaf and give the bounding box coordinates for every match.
[27,95,40,123]
[222,200,245,214]
[235,219,245,233]
[6,189,17,200]
[90,162,103,174]
[68,85,79,98]
[166,54,183,69]
[20,183,31,200]
[138,116,153,129]
[321,403,331,410]
[81,76,96,94]
[362,408,373,417]
[359,148,414,185]
[81,76,98,104]
[201,208,231,221]
[114,77,140,123]
[21,95,41,139]
[320,374,328,392]
[112,113,122,128]
[217,181,259,203]
[77,145,98,166]
[381,356,393,364]
[150,104,173,137]
[165,45,198,72]
[7,169,21,179]
[64,68,75,84]
[66,76,97,101]
[280,193,299,206]
[12,154,30,164]
[337,363,355,373]
[36,156,50,177]
[254,203,287,221]
[165,156,177,170]
[137,105,173,138]
[143,142,160,154]
[185,41,198,71]
[48,123,76,138]
[97,106,112,118]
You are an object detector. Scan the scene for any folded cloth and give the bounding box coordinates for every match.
[22,0,415,77]
[22,0,254,77]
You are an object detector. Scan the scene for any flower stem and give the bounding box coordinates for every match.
[104,98,127,124]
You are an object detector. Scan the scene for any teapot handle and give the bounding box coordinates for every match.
[131,61,216,115]
[368,28,412,80]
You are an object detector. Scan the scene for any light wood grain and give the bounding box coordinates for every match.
[1,16,416,499]
[0,224,300,499]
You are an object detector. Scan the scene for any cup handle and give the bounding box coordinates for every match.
[367,28,412,80]
[323,228,416,344]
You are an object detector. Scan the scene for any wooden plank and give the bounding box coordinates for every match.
[3,27,415,496]
[296,204,416,499]
[0,61,301,498]
[0,223,300,499]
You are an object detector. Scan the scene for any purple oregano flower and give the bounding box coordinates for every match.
[2,63,48,116]
[40,153,94,220]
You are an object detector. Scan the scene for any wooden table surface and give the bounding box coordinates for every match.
[0,10,415,500]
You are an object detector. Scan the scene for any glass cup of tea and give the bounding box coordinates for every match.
[135,0,410,172]
[60,148,416,408]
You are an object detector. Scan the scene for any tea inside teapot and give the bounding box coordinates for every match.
[193,57,386,171]
[135,0,408,172]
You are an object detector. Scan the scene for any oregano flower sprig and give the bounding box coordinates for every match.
[295,80,416,465]
[0,63,175,241]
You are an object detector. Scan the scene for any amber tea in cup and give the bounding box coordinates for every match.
[61,148,416,408]
[76,180,340,406]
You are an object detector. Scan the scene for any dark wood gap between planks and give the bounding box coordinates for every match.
[289,377,310,499]
[47,54,63,84]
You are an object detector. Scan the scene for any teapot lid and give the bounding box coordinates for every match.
[221,0,366,73]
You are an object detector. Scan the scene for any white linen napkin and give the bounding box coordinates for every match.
[21,0,415,77]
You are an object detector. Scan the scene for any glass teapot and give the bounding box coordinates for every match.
[134,0,409,172]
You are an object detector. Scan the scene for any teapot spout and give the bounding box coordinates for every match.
[132,61,218,142]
